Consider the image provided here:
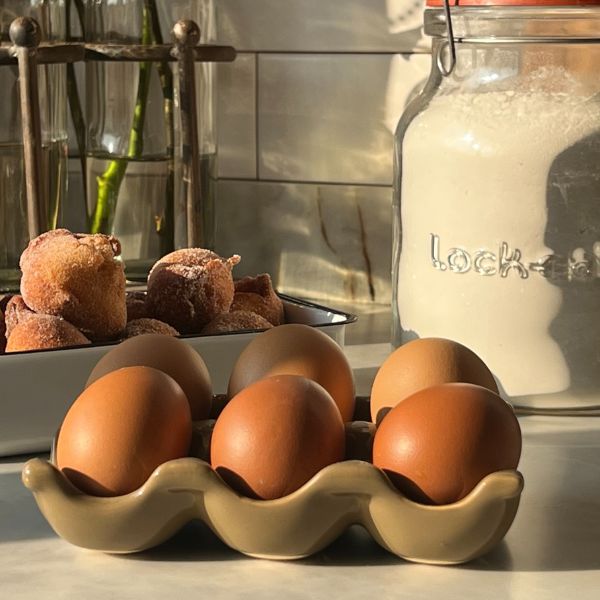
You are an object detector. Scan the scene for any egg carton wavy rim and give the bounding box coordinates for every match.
[23,451,524,564]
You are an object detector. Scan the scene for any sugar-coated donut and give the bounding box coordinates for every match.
[231,273,284,326]
[0,294,13,313]
[6,313,91,352]
[201,310,273,335]
[124,318,179,338]
[126,291,149,322]
[19,229,126,341]
[147,248,240,333]
[4,295,35,339]
[0,308,5,354]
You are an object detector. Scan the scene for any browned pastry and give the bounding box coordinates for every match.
[19,229,126,341]
[124,318,179,338]
[6,313,91,353]
[0,308,5,354]
[147,248,241,333]
[201,310,273,335]
[0,294,13,313]
[4,295,35,339]
[126,290,149,322]
[231,273,284,326]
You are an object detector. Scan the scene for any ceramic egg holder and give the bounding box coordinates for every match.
[9,17,523,560]
[23,397,524,564]
[0,15,236,247]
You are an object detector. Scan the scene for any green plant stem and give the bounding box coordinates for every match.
[72,0,85,28]
[145,0,175,254]
[90,5,154,234]
[65,0,87,221]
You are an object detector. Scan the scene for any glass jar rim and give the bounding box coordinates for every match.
[425,6,600,41]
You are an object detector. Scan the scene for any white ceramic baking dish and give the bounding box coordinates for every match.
[0,295,356,457]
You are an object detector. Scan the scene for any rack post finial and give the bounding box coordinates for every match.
[173,19,202,248]
[172,20,200,48]
[9,16,42,48]
[10,16,45,241]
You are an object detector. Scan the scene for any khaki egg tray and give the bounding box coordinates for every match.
[22,398,524,564]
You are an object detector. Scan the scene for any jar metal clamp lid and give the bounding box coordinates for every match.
[427,0,600,75]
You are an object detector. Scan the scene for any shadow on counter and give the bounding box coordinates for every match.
[464,424,600,573]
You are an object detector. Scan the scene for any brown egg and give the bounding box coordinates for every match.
[373,383,521,505]
[87,333,212,420]
[212,375,345,500]
[56,366,192,496]
[370,338,498,424]
[228,324,355,422]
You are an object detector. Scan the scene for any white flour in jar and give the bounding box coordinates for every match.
[399,89,600,402]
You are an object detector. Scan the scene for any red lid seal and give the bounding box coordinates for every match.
[427,0,600,6]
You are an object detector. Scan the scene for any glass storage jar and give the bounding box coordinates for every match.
[393,1,600,408]
[0,0,67,291]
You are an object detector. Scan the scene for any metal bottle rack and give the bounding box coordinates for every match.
[0,15,236,247]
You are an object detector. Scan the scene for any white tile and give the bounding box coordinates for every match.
[258,53,429,186]
[215,180,392,304]
[217,53,257,179]
[218,0,427,53]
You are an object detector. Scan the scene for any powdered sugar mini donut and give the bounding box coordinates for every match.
[231,273,284,326]
[201,310,273,335]
[124,318,179,338]
[19,229,126,341]
[126,291,150,322]
[4,295,35,339]
[0,307,5,354]
[6,313,91,353]
[147,248,240,333]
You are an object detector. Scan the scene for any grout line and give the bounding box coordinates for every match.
[218,177,392,189]
[230,49,430,56]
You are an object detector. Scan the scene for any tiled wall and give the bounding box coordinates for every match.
[214,0,431,304]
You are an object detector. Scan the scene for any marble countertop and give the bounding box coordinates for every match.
[2,307,600,599]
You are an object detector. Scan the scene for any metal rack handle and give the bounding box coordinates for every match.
[172,20,203,248]
[9,17,44,240]
[3,15,236,247]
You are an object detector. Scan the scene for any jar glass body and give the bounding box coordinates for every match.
[393,7,600,407]
[0,0,67,291]
[85,0,216,280]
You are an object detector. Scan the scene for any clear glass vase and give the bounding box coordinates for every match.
[0,0,67,292]
[158,0,217,252]
[85,0,217,281]
[393,4,600,408]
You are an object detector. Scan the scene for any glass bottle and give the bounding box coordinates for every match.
[158,0,217,252]
[0,0,67,291]
[84,0,217,281]
[393,1,600,408]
